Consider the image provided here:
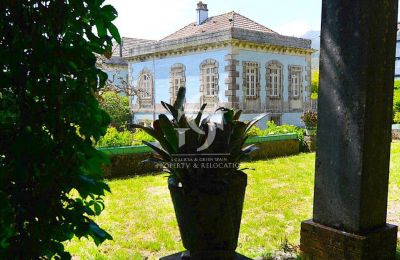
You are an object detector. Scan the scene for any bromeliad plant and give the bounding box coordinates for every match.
[133,87,265,186]
[133,87,266,258]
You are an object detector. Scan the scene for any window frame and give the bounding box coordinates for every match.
[266,61,283,99]
[170,64,186,103]
[289,65,303,99]
[244,62,259,98]
[200,60,219,97]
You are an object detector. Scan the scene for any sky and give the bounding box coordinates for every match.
[105,0,323,40]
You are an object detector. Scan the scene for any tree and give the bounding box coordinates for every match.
[99,91,131,130]
[0,0,120,258]
[311,70,319,99]
[96,55,149,100]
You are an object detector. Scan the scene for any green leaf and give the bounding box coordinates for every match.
[158,114,178,153]
[233,110,242,120]
[142,141,171,160]
[161,101,178,120]
[195,103,207,126]
[108,23,121,44]
[173,87,186,110]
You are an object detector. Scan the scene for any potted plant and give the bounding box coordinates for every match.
[301,110,317,136]
[133,88,265,259]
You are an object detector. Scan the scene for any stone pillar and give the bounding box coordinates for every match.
[300,0,399,259]
[224,48,240,109]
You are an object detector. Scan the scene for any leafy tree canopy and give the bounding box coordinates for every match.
[0,0,120,258]
[99,91,131,130]
[310,70,319,100]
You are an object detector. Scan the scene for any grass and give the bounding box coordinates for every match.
[66,142,400,259]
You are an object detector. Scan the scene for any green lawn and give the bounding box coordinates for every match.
[66,142,400,259]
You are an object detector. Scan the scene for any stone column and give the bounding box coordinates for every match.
[224,48,240,109]
[300,0,399,259]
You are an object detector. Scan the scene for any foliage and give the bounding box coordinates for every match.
[99,91,131,130]
[0,0,120,258]
[132,129,155,143]
[265,121,303,138]
[247,125,264,137]
[394,92,400,117]
[394,112,400,124]
[301,111,318,128]
[248,122,305,151]
[97,127,136,147]
[393,81,400,123]
[97,128,155,147]
[394,80,400,90]
[133,87,266,185]
[311,70,319,99]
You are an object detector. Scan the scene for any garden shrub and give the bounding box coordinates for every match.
[250,139,300,159]
[247,125,264,137]
[99,91,131,130]
[301,110,318,129]
[132,129,155,143]
[97,127,136,147]
[0,0,119,258]
[97,128,155,148]
[246,122,307,152]
[264,121,307,151]
[311,70,319,99]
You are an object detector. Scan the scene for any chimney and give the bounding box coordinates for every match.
[196,1,208,25]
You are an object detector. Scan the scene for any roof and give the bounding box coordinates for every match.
[112,37,156,57]
[161,11,278,41]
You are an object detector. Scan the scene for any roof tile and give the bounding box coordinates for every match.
[161,11,277,41]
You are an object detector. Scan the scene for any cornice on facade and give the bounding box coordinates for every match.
[125,28,314,62]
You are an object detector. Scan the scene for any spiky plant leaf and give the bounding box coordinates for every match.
[173,87,186,110]
[158,114,178,153]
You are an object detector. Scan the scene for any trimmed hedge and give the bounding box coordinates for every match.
[102,152,158,178]
[99,133,300,179]
[249,139,300,160]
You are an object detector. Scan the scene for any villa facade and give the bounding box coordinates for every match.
[106,2,314,127]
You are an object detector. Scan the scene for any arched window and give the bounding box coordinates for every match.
[137,69,153,108]
[170,63,186,103]
[266,61,283,98]
[289,65,303,99]
[200,59,219,106]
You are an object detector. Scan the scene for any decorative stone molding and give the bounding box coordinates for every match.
[199,59,219,109]
[136,68,154,109]
[169,63,186,104]
[126,28,314,62]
